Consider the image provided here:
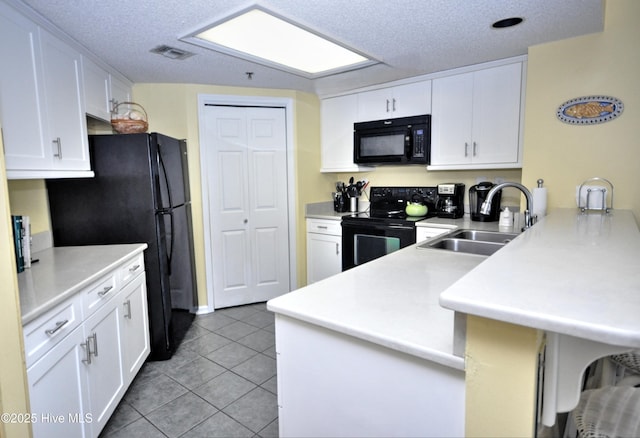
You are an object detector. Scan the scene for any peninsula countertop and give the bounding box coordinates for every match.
[18,244,148,325]
[268,230,487,370]
[440,208,640,348]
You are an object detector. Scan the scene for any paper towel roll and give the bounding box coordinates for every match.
[533,187,547,217]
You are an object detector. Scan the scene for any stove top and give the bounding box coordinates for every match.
[342,186,438,226]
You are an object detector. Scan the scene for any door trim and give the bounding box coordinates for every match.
[197,94,297,312]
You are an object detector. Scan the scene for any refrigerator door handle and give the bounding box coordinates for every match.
[157,145,174,209]
[159,209,175,275]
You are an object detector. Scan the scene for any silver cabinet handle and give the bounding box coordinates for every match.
[464,142,469,157]
[82,333,98,364]
[98,285,113,297]
[81,337,92,364]
[392,98,396,112]
[129,264,141,273]
[473,141,477,156]
[124,300,132,319]
[53,137,62,159]
[386,99,390,112]
[45,319,69,335]
[336,243,340,255]
[317,225,328,230]
[109,98,118,114]
[91,332,98,357]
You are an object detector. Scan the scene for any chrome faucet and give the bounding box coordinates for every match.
[480,182,537,230]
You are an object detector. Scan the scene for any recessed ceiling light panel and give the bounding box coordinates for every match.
[181,7,378,78]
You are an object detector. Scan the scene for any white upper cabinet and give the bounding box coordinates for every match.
[320,80,431,173]
[0,1,130,179]
[0,2,48,173]
[321,94,373,173]
[357,81,431,121]
[429,61,524,169]
[39,29,90,172]
[109,74,132,110]
[82,56,111,122]
[82,55,132,122]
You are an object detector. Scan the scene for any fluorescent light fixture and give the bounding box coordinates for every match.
[182,7,377,78]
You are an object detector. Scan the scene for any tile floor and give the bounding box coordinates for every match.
[100,302,279,438]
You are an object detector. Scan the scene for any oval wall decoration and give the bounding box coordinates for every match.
[557,96,624,125]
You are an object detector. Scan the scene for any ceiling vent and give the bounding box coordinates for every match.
[150,45,195,60]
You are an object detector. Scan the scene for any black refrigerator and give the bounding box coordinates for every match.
[47,133,197,361]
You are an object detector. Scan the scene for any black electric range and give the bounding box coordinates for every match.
[341,187,438,270]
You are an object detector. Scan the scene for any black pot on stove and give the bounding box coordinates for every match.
[469,182,502,222]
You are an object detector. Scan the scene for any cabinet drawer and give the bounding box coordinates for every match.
[24,293,82,368]
[307,219,342,236]
[120,252,144,286]
[82,272,118,317]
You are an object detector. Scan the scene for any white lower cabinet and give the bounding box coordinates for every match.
[120,274,150,384]
[83,295,125,436]
[25,256,149,438]
[275,315,465,437]
[306,218,342,284]
[28,326,91,438]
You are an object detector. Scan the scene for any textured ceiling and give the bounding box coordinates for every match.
[17,0,604,96]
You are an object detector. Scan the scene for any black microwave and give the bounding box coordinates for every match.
[354,114,430,165]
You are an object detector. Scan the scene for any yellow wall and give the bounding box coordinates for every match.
[465,1,639,435]
[521,0,640,221]
[465,316,540,437]
[0,130,32,438]
[7,180,50,234]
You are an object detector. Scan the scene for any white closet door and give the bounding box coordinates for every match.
[202,105,290,308]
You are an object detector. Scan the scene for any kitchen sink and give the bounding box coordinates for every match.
[448,229,518,244]
[416,229,519,256]
[421,238,505,256]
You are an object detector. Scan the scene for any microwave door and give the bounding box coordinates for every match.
[357,132,406,163]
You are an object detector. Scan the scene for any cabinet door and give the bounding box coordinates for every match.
[357,82,431,121]
[356,87,391,121]
[430,72,474,166]
[83,301,124,436]
[321,94,363,172]
[109,74,132,112]
[307,232,342,284]
[471,63,522,164]
[389,81,432,118]
[27,327,91,438]
[120,273,150,385]
[39,29,90,171]
[82,56,111,121]
[0,3,48,170]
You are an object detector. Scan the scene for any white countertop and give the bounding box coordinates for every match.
[274,207,640,370]
[440,209,640,348]
[268,230,487,370]
[18,244,147,325]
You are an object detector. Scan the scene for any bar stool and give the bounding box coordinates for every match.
[610,351,640,375]
[572,386,640,438]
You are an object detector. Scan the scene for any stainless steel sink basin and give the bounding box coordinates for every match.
[448,229,518,244]
[422,238,505,256]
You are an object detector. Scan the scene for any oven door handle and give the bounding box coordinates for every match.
[387,225,414,230]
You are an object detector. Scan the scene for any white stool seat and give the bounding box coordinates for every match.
[572,386,640,438]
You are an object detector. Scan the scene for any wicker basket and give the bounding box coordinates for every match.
[111,102,149,134]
